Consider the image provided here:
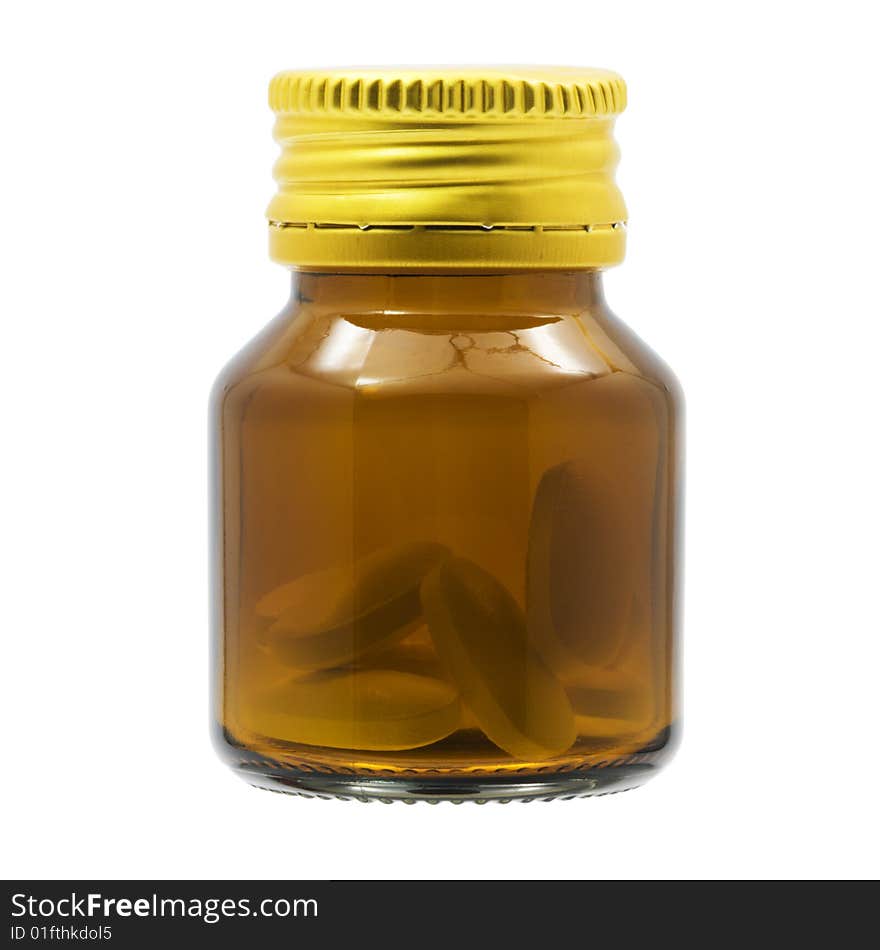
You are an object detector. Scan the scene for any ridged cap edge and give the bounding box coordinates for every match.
[269,67,626,119]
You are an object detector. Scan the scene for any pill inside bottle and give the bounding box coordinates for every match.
[251,668,462,751]
[260,541,448,671]
[421,556,576,761]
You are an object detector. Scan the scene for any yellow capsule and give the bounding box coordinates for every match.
[253,669,461,751]
[386,639,482,731]
[566,667,653,739]
[527,458,649,670]
[421,557,576,761]
[356,631,481,730]
[261,541,448,671]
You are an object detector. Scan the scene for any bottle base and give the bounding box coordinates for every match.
[224,742,671,803]
[239,767,653,802]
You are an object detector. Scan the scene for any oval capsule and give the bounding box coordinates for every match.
[253,668,461,751]
[261,541,448,671]
[566,667,653,740]
[355,632,481,731]
[421,557,575,761]
[527,457,652,671]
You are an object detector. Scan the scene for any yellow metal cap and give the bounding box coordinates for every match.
[267,66,627,271]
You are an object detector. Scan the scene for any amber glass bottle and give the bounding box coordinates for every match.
[211,67,683,801]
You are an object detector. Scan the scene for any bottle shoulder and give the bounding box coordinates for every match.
[591,307,684,411]
[211,295,682,421]
[209,300,299,413]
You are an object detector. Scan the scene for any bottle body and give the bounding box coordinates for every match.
[211,270,682,801]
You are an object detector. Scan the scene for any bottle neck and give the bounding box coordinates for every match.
[289,270,607,317]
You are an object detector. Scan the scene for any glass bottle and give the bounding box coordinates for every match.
[211,68,683,801]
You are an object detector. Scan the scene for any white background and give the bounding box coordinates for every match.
[2,0,878,880]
